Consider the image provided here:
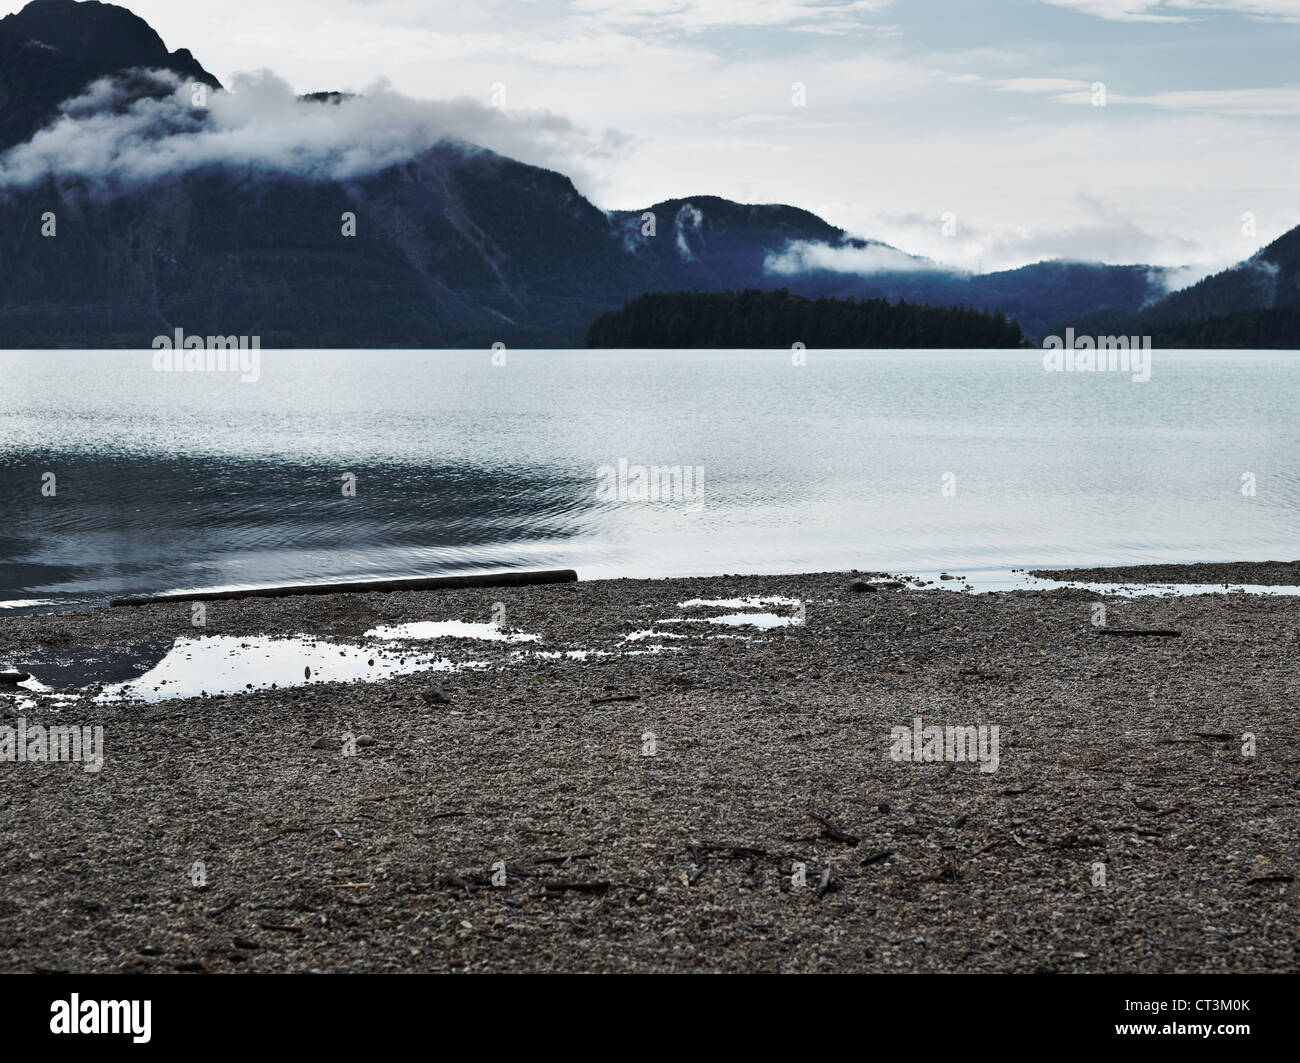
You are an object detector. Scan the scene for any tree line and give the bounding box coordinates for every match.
[586,289,1026,348]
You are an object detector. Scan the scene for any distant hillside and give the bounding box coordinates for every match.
[1053,224,1300,348]
[585,289,1026,349]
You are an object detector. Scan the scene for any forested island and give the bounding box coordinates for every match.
[585,290,1027,348]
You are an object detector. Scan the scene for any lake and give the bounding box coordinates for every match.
[1,349,1296,612]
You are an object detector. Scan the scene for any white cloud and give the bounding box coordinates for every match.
[0,69,629,188]
[1035,0,1300,22]
[994,77,1300,116]
[570,0,895,32]
[764,239,941,275]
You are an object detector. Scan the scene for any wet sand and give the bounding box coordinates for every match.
[1,566,1296,973]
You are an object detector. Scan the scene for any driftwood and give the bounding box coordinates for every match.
[810,813,860,846]
[110,568,578,606]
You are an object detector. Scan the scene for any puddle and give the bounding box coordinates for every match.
[1029,579,1300,598]
[678,596,802,609]
[5,640,176,692]
[908,569,1300,598]
[624,629,689,642]
[3,635,485,705]
[659,613,800,631]
[363,620,540,643]
[93,635,479,703]
[523,649,608,661]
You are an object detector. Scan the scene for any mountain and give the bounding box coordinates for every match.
[0,0,1181,347]
[0,0,220,154]
[1053,224,1300,347]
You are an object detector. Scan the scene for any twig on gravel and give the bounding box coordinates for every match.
[810,813,860,846]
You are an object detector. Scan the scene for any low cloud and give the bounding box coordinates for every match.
[764,239,944,276]
[674,203,704,259]
[0,68,630,190]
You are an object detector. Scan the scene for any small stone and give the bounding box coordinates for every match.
[311,737,336,750]
[355,735,377,747]
[421,687,451,705]
[850,581,878,593]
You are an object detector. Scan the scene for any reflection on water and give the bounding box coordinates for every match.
[7,635,478,704]
[2,349,1299,612]
[364,620,540,642]
[0,452,590,611]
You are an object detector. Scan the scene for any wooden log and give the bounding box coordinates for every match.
[110,568,578,607]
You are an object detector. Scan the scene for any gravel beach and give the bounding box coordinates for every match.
[1,566,1296,974]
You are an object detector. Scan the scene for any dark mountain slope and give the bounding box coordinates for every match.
[1053,224,1300,347]
[0,0,220,154]
[0,0,1184,348]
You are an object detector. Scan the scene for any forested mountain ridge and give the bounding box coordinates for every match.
[1053,225,1300,348]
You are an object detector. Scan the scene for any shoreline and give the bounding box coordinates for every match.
[10,557,1300,619]
[2,563,1297,973]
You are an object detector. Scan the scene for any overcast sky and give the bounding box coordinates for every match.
[7,0,1299,275]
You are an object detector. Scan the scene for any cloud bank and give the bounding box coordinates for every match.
[764,239,946,276]
[0,68,629,190]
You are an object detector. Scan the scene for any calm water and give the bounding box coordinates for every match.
[1,349,1296,612]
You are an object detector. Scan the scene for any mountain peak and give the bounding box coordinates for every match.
[0,0,220,153]
[1,0,203,70]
